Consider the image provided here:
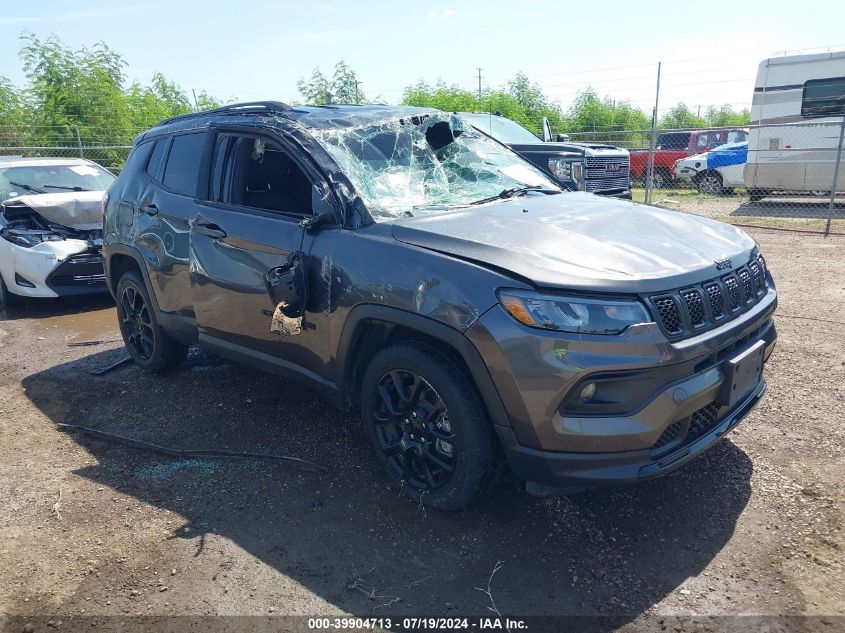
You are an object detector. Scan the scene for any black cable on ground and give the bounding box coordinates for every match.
[56,423,328,474]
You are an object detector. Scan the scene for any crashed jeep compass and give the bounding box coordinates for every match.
[103,102,777,510]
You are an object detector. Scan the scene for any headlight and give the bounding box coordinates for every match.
[0,228,63,248]
[548,158,584,187]
[498,290,651,335]
[548,158,572,181]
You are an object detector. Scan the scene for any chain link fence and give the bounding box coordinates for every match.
[2,119,843,234]
[0,126,133,175]
[568,118,845,235]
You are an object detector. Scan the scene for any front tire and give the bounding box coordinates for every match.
[116,270,187,373]
[0,275,19,308]
[361,342,496,511]
[697,172,724,195]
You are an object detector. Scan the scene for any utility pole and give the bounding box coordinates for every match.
[645,61,662,205]
[354,80,363,104]
[191,89,199,112]
[477,68,483,100]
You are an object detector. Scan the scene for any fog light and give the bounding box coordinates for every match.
[579,383,597,402]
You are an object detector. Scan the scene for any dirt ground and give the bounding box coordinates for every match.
[0,228,843,632]
[634,187,845,234]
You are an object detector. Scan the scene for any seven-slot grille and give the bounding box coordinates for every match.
[647,254,769,339]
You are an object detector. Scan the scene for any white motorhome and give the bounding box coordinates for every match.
[744,50,845,201]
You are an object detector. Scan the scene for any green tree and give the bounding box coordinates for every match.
[702,104,751,127]
[0,32,231,171]
[401,73,566,137]
[297,61,365,104]
[658,103,706,129]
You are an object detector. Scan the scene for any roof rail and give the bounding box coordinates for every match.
[156,101,291,127]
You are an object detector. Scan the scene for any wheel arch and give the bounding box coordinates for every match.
[336,305,511,430]
[105,245,160,311]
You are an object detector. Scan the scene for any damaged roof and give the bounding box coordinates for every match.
[139,103,440,141]
[284,105,439,130]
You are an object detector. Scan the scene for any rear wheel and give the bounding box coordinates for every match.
[361,343,496,511]
[116,270,187,372]
[697,172,724,195]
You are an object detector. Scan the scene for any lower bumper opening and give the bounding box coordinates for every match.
[45,250,107,296]
[498,380,766,490]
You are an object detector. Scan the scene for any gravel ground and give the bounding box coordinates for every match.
[0,228,842,632]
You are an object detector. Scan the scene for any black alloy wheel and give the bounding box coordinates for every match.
[120,285,155,360]
[373,369,456,491]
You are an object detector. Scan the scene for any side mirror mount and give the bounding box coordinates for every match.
[542,117,553,143]
[266,251,308,319]
[300,185,338,231]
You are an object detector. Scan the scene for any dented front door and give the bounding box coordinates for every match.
[189,202,327,377]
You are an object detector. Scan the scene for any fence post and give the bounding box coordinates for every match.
[645,62,661,205]
[825,113,845,237]
[74,126,84,159]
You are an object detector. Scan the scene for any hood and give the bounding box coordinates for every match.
[509,141,628,158]
[2,191,105,230]
[391,192,755,293]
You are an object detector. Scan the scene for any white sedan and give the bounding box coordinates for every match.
[0,157,115,306]
[673,142,748,195]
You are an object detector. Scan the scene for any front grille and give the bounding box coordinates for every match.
[46,249,106,289]
[704,283,725,319]
[647,255,770,339]
[653,296,681,334]
[584,157,630,193]
[652,402,723,453]
[584,176,630,192]
[724,275,741,309]
[737,268,754,301]
[682,289,705,327]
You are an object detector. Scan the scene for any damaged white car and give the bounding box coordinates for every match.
[0,157,115,306]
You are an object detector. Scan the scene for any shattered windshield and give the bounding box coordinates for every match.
[312,113,559,219]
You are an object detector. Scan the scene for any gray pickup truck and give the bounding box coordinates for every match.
[459,112,632,199]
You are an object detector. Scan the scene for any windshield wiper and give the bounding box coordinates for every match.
[43,184,92,192]
[468,185,555,206]
[9,181,47,194]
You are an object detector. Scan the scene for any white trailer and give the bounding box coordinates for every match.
[744,51,845,201]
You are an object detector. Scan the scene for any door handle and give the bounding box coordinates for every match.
[140,203,159,216]
[193,222,227,240]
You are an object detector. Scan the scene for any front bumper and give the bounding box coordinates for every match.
[674,166,699,183]
[467,286,776,488]
[0,238,106,298]
[496,379,765,490]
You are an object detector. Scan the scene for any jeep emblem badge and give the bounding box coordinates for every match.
[714,258,732,270]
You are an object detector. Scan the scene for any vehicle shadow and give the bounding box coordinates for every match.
[0,292,114,322]
[22,347,753,626]
[731,198,844,219]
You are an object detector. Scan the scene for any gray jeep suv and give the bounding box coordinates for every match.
[103,102,777,510]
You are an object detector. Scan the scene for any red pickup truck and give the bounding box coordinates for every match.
[630,128,747,187]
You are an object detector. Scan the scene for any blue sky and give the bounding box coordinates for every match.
[1,0,843,114]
